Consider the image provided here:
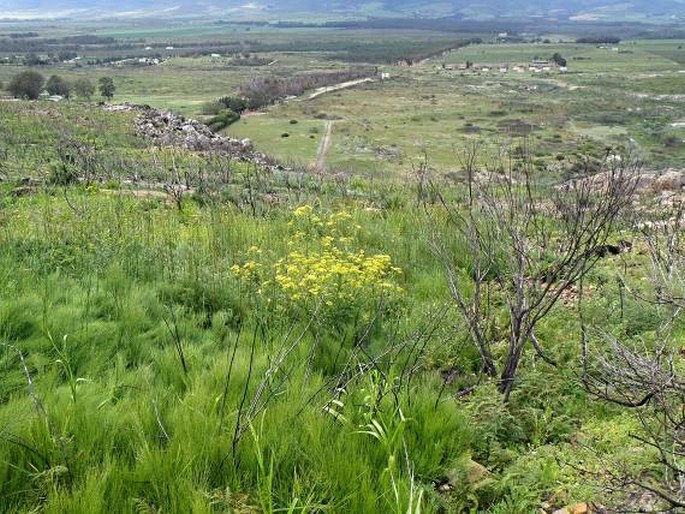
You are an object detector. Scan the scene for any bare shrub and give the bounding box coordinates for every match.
[432,148,638,400]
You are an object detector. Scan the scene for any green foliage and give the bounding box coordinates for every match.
[72,78,95,100]
[551,52,567,67]
[98,76,115,100]
[45,74,71,98]
[8,70,44,100]
[207,109,240,132]
[218,95,248,114]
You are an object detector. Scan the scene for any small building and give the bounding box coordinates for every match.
[531,59,550,68]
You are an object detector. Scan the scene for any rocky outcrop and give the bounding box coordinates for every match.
[135,106,254,155]
[104,103,271,165]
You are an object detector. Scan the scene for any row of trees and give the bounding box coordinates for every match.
[238,68,372,110]
[5,71,115,101]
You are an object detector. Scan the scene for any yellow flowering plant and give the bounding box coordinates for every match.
[231,205,403,326]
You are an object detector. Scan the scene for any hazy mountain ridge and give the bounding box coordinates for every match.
[1,0,684,21]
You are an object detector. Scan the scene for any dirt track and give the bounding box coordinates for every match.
[307,78,374,100]
[315,120,333,172]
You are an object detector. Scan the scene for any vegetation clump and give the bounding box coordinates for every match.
[232,205,403,324]
[8,70,44,99]
[98,76,115,100]
[45,74,71,98]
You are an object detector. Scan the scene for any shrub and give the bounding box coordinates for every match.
[45,74,71,98]
[8,70,44,99]
[200,100,223,115]
[98,76,115,100]
[231,205,403,327]
[206,109,240,132]
[217,95,247,113]
[72,77,95,100]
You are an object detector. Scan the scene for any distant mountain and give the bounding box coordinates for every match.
[1,0,684,22]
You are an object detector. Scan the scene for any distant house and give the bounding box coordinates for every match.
[136,57,160,66]
[531,59,550,68]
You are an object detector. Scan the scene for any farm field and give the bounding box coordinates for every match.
[226,39,685,172]
[0,18,683,514]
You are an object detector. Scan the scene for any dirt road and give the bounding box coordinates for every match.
[308,78,374,100]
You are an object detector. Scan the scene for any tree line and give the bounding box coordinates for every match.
[238,67,373,110]
[3,71,115,101]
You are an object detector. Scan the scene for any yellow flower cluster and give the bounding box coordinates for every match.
[232,206,403,315]
[230,246,263,282]
[273,247,401,305]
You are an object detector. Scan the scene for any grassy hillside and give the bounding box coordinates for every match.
[0,21,683,514]
[0,94,682,514]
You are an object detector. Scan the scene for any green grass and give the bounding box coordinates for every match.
[0,182,651,513]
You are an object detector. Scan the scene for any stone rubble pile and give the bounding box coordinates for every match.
[135,105,254,155]
[104,103,274,166]
[559,168,685,208]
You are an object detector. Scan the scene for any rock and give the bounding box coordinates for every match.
[465,458,489,485]
[103,103,291,173]
[442,457,491,491]
[10,186,39,197]
[130,105,257,157]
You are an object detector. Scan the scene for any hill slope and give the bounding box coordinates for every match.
[2,0,684,22]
